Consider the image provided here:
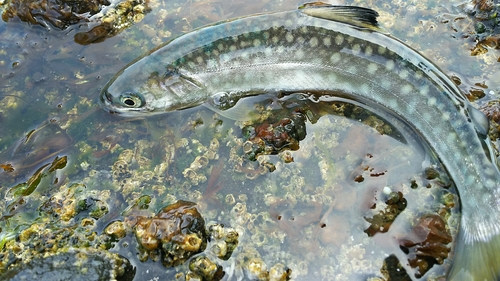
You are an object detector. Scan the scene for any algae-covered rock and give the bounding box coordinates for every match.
[0,248,135,281]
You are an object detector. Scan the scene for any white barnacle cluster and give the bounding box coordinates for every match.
[182,138,220,186]
[90,0,149,33]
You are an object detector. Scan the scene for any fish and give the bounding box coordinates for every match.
[100,3,500,280]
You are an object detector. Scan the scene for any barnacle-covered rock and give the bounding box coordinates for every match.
[0,248,135,281]
[242,112,307,161]
[464,0,500,56]
[1,0,109,29]
[399,214,452,278]
[105,221,127,239]
[132,200,207,267]
[1,0,151,45]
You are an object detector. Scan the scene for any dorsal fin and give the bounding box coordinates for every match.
[299,2,381,31]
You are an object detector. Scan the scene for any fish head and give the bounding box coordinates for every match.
[100,58,206,116]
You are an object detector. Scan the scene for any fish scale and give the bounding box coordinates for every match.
[101,4,500,280]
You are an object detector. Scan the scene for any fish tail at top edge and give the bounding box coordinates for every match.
[449,228,500,280]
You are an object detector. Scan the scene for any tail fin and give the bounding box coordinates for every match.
[448,226,500,280]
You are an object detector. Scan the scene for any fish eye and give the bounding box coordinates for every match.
[119,93,144,108]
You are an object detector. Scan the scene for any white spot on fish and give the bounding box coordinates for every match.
[253,39,261,47]
[330,53,341,64]
[381,79,391,89]
[206,59,217,69]
[385,60,395,70]
[272,36,279,44]
[401,84,413,95]
[360,83,370,94]
[442,111,451,121]
[285,32,294,43]
[485,178,495,188]
[365,45,373,56]
[328,73,337,83]
[323,37,331,47]
[218,43,225,51]
[229,45,237,52]
[378,46,387,55]
[420,85,430,96]
[335,34,344,45]
[415,70,424,80]
[422,112,432,121]
[309,37,319,48]
[220,54,229,62]
[446,133,457,143]
[196,56,203,64]
[387,98,398,108]
[352,44,361,55]
[296,49,305,59]
[367,63,378,74]
[399,70,409,79]
[427,97,437,106]
[347,65,357,74]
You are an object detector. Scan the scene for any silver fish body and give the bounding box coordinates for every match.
[101,5,500,280]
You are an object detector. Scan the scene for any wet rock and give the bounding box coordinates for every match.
[381,254,411,281]
[463,0,500,55]
[73,0,151,45]
[132,200,207,267]
[242,112,307,161]
[480,100,500,141]
[1,0,110,29]
[0,248,135,281]
[364,191,407,236]
[399,214,452,278]
[189,256,224,281]
[1,0,150,45]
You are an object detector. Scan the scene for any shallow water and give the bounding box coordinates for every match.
[0,0,497,280]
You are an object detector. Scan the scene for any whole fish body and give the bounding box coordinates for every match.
[101,3,500,280]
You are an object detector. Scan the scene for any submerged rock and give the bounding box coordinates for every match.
[1,0,150,45]
[0,248,135,281]
[131,200,208,267]
[242,112,307,161]
[1,0,110,29]
[399,214,452,278]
